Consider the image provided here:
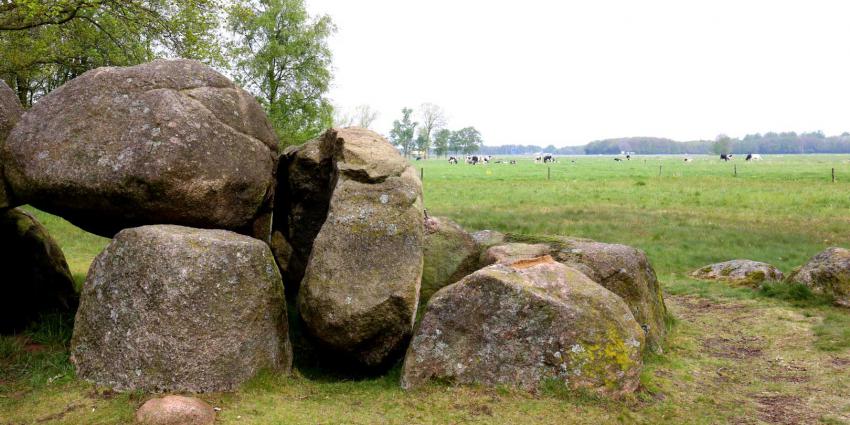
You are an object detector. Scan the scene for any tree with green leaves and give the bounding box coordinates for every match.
[433,128,451,158]
[389,107,417,157]
[453,126,483,155]
[712,134,732,155]
[0,0,223,106]
[228,0,335,147]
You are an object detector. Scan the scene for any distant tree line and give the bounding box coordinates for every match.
[474,132,850,156]
[388,105,483,158]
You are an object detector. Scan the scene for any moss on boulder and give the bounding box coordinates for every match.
[786,247,850,307]
[401,256,643,397]
[420,216,481,302]
[691,259,783,288]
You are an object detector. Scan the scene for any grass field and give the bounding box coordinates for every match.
[3,154,850,424]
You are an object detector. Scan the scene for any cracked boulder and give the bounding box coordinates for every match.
[277,128,424,367]
[482,235,668,352]
[786,247,850,307]
[71,225,292,392]
[691,259,784,287]
[401,256,644,397]
[0,79,24,209]
[1,208,77,333]
[0,59,278,237]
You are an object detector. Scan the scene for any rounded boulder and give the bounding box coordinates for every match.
[2,59,278,237]
[135,395,215,425]
[401,256,644,397]
[0,208,77,333]
[691,259,784,287]
[786,247,850,307]
[71,225,292,392]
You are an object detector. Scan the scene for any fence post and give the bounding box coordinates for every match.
[658,165,662,177]
[734,164,737,177]
[833,168,836,183]
[547,166,551,180]
[420,167,424,181]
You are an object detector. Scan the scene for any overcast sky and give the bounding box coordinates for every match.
[308,0,850,147]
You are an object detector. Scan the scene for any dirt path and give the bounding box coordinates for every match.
[661,294,850,425]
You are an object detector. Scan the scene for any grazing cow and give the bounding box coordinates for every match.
[448,156,458,164]
[614,158,623,162]
[746,153,762,161]
[415,156,422,161]
[543,154,554,163]
[720,153,734,161]
[683,157,694,162]
[481,155,492,164]
[509,160,517,165]
[626,154,631,160]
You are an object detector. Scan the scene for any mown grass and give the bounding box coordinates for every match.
[3,154,850,423]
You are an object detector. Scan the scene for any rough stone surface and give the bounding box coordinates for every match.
[691,259,784,287]
[272,139,335,296]
[470,229,506,250]
[295,128,424,367]
[1,59,278,237]
[786,247,850,307]
[0,80,24,209]
[135,395,215,425]
[482,236,668,352]
[481,242,550,266]
[401,256,644,397]
[421,216,480,302]
[71,225,291,392]
[0,208,77,333]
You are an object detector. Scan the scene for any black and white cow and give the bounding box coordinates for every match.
[720,153,733,161]
[448,156,458,164]
[746,153,762,161]
[614,158,623,162]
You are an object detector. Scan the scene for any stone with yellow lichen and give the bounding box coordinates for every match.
[400,256,644,397]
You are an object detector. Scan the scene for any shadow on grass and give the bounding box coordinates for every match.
[0,312,76,392]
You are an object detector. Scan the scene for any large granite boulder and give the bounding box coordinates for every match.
[0,79,24,209]
[786,247,850,307]
[286,128,424,367]
[691,259,784,287]
[71,225,291,392]
[420,216,480,302]
[401,256,644,397]
[482,235,668,352]
[1,59,278,237]
[135,395,215,425]
[0,208,77,333]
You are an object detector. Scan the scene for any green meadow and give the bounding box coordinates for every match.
[3,154,850,424]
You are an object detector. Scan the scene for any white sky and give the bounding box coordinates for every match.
[308,0,850,146]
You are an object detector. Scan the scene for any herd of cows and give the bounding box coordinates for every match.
[441,153,767,164]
